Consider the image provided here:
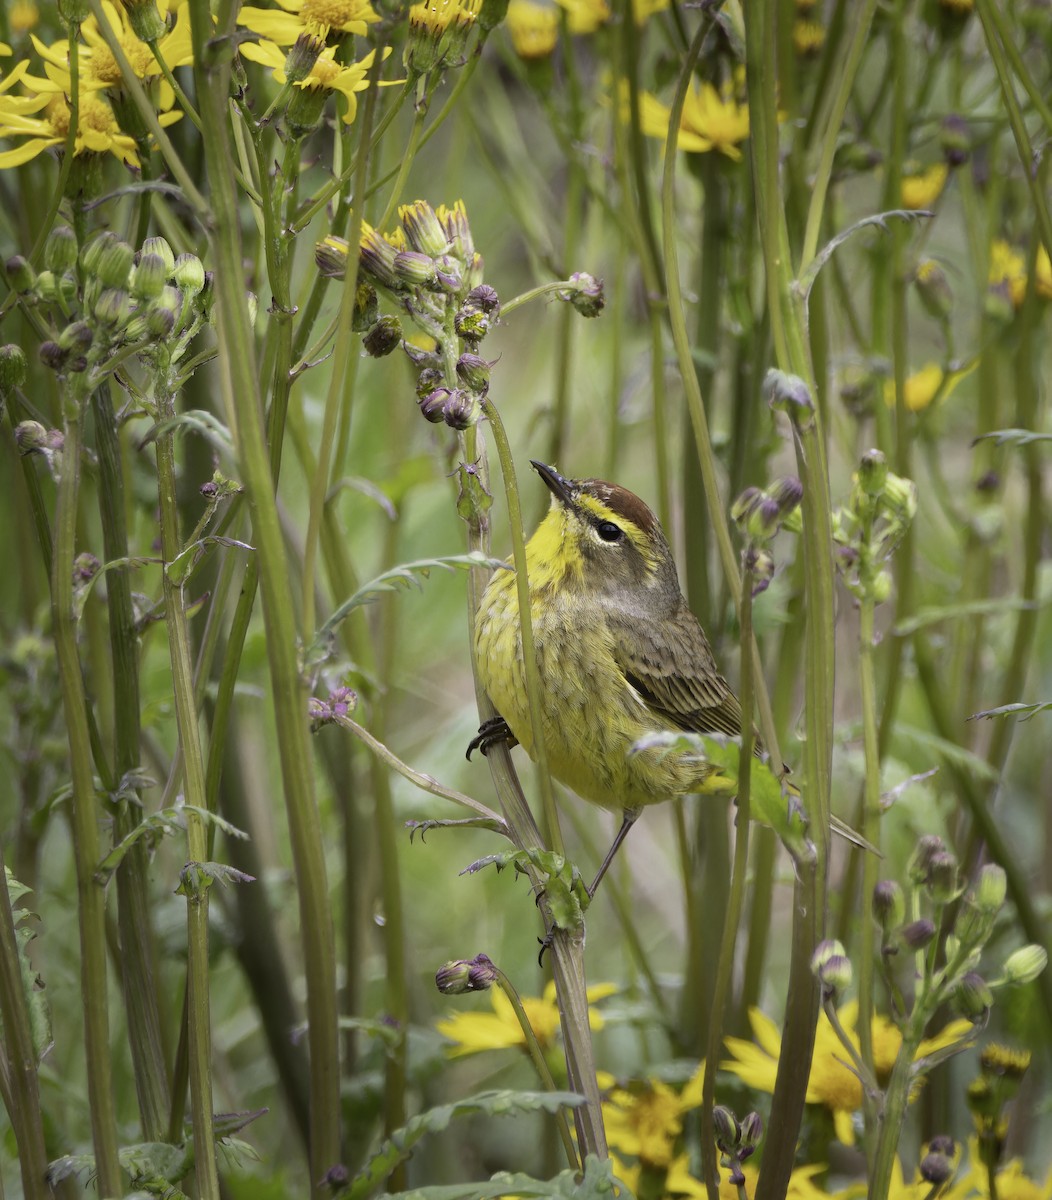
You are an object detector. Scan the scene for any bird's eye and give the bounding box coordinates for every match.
[596,521,623,543]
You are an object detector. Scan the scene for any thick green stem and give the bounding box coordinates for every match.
[50,404,122,1197]
[156,398,219,1197]
[188,4,341,1190]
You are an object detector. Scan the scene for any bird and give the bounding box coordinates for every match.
[469,459,768,898]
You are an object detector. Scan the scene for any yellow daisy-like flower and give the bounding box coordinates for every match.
[883,361,975,413]
[408,0,481,38]
[987,238,1052,309]
[239,40,398,123]
[0,85,155,168]
[615,1153,831,1199]
[723,1004,973,1146]
[436,980,615,1057]
[638,80,749,160]
[505,0,559,58]
[239,0,380,45]
[603,1061,705,1169]
[30,1,192,103]
[834,1155,941,1200]
[554,0,609,32]
[793,18,825,55]
[938,1138,1052,1200]
[901,162,949,209]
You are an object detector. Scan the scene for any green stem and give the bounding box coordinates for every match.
[51,401,122,1197]
[377,79,428,229]
[188,3,342,1190]
[155,394,219,1196]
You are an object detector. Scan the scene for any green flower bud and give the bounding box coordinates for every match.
[872,880,905,932]
[363,316,402,357]
[415,367,443,401]
[400,200,449,257]
[283,31,324,82]
[141,236,176,274]
[454,303,490,344]
[0,344,28,392]
[130,252,169,300]
[393,249,438,288]
[811,939,852,994]
[558,271,604,317]
[455,352,492,391]
[883,471,918,521]
[315,234,350,280]
[285,84,328,138]
[908,834,946,884]
[952,971,993,1022]
[914,258,954,320]
[434,253,464,294]
[739,1111,763,1154]
[712,1106,740,1152]
[14,420,48,453]
[352,282,380,332]
[97,236,136,289]
[146,286,183,337]
[900,918,936,950]
[478,0,510,31]
[435,953,498,993]
[121,0,168,41]
[857,448,888,496]
[94,287,132,328]
[954,899,993,950]
[171,253,205,296]
[58,320,94,356]
[940,114,970,167]
[1002,944,1048,986]
[870,569,892,604]
[974,864,1007,914]
[45,226,79,274]
[927,850,960,904]
[6,255,36,294]
[360,228,403,291]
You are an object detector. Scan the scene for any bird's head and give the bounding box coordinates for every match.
[526,460,680,608]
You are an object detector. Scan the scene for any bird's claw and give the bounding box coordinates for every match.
[466,715,517,760]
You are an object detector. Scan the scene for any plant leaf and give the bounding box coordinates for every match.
[969,700,1052,722]
[894,597,1041,636]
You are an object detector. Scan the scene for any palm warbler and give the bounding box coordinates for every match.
[471,460,754,895]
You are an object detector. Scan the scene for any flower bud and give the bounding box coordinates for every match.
[872,880,905,932]
[441,388,479,430]
[419,386,452,424]
[400,200,449,257]
[857,448,888,496]
[435,952,499,993]
[456,352,491,391]
[352,282,380,332]
[926,850,960,903]
[146,286,183,337]
[14,420,48,453]
[41,340,72,371]
[122,0,168,41]
[940,114,970,167]
[908,834,946,885]
[283,31,324,82]
[973,864,1007,914]
[363,315,402,357]
[58,320,94,356]
[141,236,175,274]
[466,283,500,315]
[172,253,206,296]
[478,0,510,30]
[44,225,79,274]
[415,367,443,401]
[883,471,918,520]
[920,1143,956,1186]
[433,253,463,294]
[74,552,100,583]
[712,1105,740,1151]
[360,228,404,290]
[739,1111,763,1153]
[870,569,892,604]
[914,259,953,320]
[393,249,437,288]
[952,971,993,1022]
[97,236,136,289]
[811,940,852,993]
[900,919,937,950]
[744,546,775,596]
[558,271,605,317]
[95,286,132,328]
[315,234,349,280]
[6,255,36,293]
[454,303,490,344]
[285,84,328,138]
[0,344,27,392]
[130,252,169,300]
[1002,944,1048,986]
[967,1076,996,1119]
[979,1043,1030,1081]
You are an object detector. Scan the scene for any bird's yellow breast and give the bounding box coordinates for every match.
[474,548,716,813]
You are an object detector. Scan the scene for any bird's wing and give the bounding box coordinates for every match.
[607,605,744,740]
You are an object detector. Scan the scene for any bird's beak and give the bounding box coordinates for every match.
[531,460,575,507]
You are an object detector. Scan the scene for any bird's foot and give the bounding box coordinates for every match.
[466,715,517,759]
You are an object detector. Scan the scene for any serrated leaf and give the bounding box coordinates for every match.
[348,1091,585,1200]
[96,804,248,882]
[141,409,235,456]
[971,428,1052,448]
[456,461,493,523]
[175,861,255,896]
[969,700,1052,722]
[166,535,253,587]
[894,597,1041,636]
[119,1141,194,1185]
[313,552,509,652]
[73,554,159,621]
[3,869,52,1062]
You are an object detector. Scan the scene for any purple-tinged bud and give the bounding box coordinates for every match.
[920,1146,955,1186]
[433,253,463,294]
[283,31,324,82]
[454,304,490,344]
[900,918,937,950]
[456,352,492,391]
[6,255,36,294]
[558,271,604,317]
[466,283,500,315]
[441,388,478,430]
[58,321,94,356]
[940,114,970,167]
[739,1111,763,1153]
[927,850,960,904]
[363,316,402,357]
[393,249,437,288]
[94,287,131,328]
[952,972,993,1022]
[39,341,67,371]
[399,200,449,257]
[712,1106,740,1152]
[131,252,168,300]
[141,236,175,274]
[74,552,100,584]
[419,387,452,424]
[908,834,946,885]
[436,952,499,994]
[873,880,905,932]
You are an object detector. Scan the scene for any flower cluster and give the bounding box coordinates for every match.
[832,449,916,604]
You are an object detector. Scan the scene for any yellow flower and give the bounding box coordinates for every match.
[0,43,10,58]
[901,162,949,209]
[603,1062,704,1169]
[793,18,825,55]
[9,1,40,35]
[834,1156,939,1200]
[632,0,668,22]
[436,980,615,1057]
[239,0,380,45]
[1037,245,1052,300]
[638,80,749,160]
[988,238,1052,308]
[0,86,152,168]
[723,1004,973,1146]
[554,0,609,32]
[239,40,398,123]
[505,0,559,58]
[615,1153,830,1199]
[31,2,192,99]
[940,1139,1052,1200]
[883,361,975,412]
